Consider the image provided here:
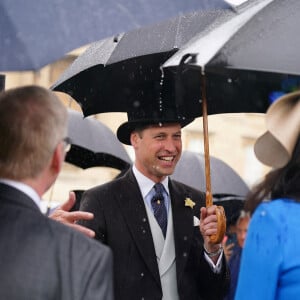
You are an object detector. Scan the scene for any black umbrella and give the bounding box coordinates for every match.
[164,0,300,76]
[51,4,281,118]
[66,109,132,171]
[50,6,240,117]
[171,151,249,197]
[0,0,229,72]
[52,6,233,115]
[163,0,300,116]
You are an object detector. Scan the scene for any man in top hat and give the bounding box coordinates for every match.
[77,101,230,300]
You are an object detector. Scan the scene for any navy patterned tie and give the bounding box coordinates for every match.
[151,183,167,238]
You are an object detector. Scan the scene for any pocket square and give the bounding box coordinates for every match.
[193,216,200,226]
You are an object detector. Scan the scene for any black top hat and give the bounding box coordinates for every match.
[116,66,199,145]
[117,104,194,145]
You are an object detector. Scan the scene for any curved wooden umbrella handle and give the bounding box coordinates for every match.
[202,74,226,244]
[208,204,227,244]
[204,156,227,244]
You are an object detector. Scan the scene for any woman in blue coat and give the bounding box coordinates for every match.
[235,91,300,300]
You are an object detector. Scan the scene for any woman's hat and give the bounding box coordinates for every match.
[254,91,300,168]
[117,107,194,145]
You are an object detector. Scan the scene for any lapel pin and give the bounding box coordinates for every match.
[185,197,195,209]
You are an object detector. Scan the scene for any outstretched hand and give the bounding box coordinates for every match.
[49,191,95,238]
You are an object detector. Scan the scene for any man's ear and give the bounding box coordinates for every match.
[130,131,139,148]
[50,143,64,174]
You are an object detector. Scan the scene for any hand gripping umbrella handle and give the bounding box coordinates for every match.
[201,73,226,244]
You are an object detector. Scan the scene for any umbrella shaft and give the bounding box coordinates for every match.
[201,74,213,207]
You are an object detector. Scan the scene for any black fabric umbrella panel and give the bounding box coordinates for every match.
[66,109,132,171]
[208,0,300,75]
[162,0,300,117]
[164,0,300,77]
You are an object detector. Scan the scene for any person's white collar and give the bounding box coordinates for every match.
[0,179,42,211]
[132,165,169,198]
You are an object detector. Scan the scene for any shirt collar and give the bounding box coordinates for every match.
[132,164,169,198]
[0,178,42,211]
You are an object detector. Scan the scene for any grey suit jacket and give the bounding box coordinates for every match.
[0,183,114,300]
[79,169,230,300]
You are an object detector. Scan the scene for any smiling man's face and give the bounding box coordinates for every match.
[131,123,182,182]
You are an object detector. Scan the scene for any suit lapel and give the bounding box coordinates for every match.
[116,170,161,286]
[169,180,195,282]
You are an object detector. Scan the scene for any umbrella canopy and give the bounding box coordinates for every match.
[0,0,229,72]
[164,0,300,76]
[171,150,249,196]
[66,109,132,171]
[51,7,232,117]
[52,4,281,118]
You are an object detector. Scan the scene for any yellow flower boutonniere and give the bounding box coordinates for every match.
[185,197,196,209]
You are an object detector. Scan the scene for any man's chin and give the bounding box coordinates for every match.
[159,166,176,176]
